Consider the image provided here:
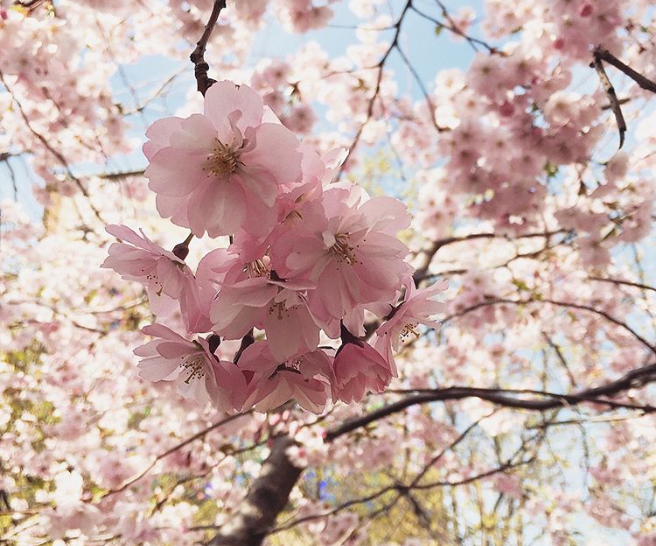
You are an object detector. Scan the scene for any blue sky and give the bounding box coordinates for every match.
[0,0,486,218]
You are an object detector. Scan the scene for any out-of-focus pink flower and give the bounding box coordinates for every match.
[144,80,303,238]
[134,323,248,411]
[373,278,448,364]
[332,325,395,403]
[102,225,192,316]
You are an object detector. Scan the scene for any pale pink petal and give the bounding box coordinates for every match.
[143,117,184,160]
[241,123,302,185]
[146,148,208,197]
[204,81,264,133]
[168,113,217,153]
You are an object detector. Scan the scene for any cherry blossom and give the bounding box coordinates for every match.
[134,323,248,409]
[373,278,449,364]
[144,80,303,237]
[332,324,396,403]
[4,0,656,544]
[101,224,193,316]
[238,341,333,412]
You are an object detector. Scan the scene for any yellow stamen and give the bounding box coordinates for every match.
[246,259,269,278]
[204,139,239,177]
[181,355,205,384]
[331,233,357,265]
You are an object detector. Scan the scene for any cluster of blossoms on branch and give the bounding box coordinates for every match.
[103,80,447,413]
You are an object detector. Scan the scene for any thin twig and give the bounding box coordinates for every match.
[190,0,226,96]
[97,411,250,499]
[591,54,626,148]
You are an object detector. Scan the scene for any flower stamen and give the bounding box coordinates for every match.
[246,259,269,278]
[204,139,240,177]
[400,323,421,341]
[181,354,205,384]
[331,233,357,265]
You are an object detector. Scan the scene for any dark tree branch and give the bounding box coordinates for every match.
[337,0,414,180]
[325,362,656,441]
[99,411,250,499]
[97,169,146,180]
[412,229,567,284]
[592,46,656,148]
[410,4,498,53]
[594,47,656,94]
[0,71,105,223]
[190,0,226,96]
[589,275,656,294]
[592,54,626,148]
[441,297,656,355]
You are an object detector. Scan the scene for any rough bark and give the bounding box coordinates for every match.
[210,435,303,546]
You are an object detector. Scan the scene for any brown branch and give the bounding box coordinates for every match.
[441,297,656,355]
[0,71,104,223]
[410,4,498,53]
[98,411,250,499]
[412,229,567,283]
[337,0,413,180]
[591,54,626,148]
[190,0,226,96]
[412,457,533,491]
[325,362,656,441]
[395,45,444,133]
[589,276,656,294]
[592,47,656,149]
[594,47,656,94]
[97,169,146,180]
[273,483,398,533]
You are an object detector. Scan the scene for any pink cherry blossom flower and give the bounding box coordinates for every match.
[144,80,303,238]
[332,325,395,403]
[210,275,320,362]
[238,342,333,413]
[210,276,278,339]
[102,225,192,316]
[271,185,411,333]
[134,324,248,410]
[373,278,449,364]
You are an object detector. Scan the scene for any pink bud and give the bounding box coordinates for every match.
[499,101,515,117]
[579,1,593,17]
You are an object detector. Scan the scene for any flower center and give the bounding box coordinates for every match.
[400,323,420,341]
[267,301,290,320]
[181,354,206,384]
[286,357,304,371]
[246,259,269,278]
[205,140,239,177]
[331,233,357,265]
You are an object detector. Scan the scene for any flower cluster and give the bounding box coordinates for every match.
[103,80,447,413]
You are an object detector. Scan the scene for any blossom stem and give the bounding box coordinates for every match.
[172,232,194,260]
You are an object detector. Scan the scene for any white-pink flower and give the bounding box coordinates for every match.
[332,325,395,403]
[134,323,248,410]
[373,278,448,364]
[271,185,411,335]
[210,275,320,362]
[238,342,333,413]
[144,80,303,238]
[102,224,192,316]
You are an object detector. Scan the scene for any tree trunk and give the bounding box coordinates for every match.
[210,435,302,546]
